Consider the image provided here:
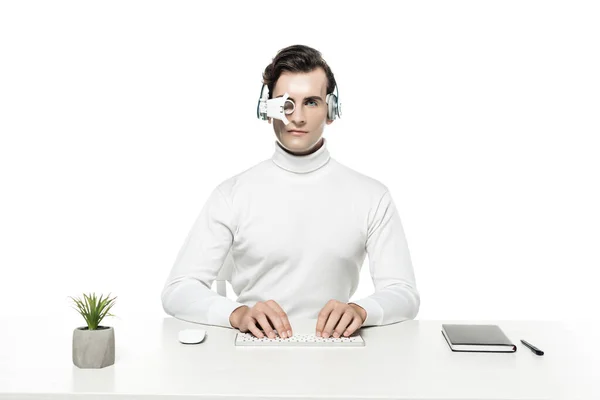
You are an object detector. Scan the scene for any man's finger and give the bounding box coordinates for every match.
[255,313,276,338]
[260,303,288,338]
[315,303,334,337]
[343,315,363,337]
[322,309,342,338]
[266,300,293,337]
[332,310,354,338]
[247,319,264,338]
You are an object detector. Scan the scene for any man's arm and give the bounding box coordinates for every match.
[161,186,246,328]
[350,189,420,326]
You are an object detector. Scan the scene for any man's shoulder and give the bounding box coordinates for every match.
[214,159,272,197]
[330,158,389,196]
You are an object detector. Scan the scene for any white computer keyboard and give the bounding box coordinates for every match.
[235,332,365,347]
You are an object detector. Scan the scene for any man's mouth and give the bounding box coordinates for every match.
[288,130,308,136]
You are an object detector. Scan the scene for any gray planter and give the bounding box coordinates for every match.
[72,326,115,369]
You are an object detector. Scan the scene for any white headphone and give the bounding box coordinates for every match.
[256,83,342,124]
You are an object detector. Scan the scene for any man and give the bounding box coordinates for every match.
[161,44,419,340]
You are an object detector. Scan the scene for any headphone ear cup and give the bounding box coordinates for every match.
[327,93,338,121]
[257,97,263,120]
[257,84,269,121]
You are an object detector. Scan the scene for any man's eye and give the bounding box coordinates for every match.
[306,100,318,106]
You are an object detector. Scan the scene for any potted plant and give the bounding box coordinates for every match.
[69,292,117,369]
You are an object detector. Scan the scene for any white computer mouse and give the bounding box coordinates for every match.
[178,329,206,344]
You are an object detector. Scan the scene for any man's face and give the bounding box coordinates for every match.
[269,67,333,155]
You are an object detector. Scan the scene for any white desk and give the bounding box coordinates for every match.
[0,316,598,399]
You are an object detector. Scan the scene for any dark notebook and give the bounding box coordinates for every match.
[441,324,517,353]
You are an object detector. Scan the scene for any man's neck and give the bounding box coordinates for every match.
[278,137,324,156]
[271,137,330,174]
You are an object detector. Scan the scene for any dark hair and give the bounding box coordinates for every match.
[262,44,336,99]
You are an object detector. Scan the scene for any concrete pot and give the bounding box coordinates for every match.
[72,326,115,369]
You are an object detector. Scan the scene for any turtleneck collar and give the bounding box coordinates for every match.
[271,137,331,174]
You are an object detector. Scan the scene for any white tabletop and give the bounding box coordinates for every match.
[1,315,598,399]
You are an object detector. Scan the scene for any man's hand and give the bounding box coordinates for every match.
[315,300,367,338]
[229,300,293,339]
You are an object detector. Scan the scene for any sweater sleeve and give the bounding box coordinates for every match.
[350,190,420,326]
[161,186,246,328]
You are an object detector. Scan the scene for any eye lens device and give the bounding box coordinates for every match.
[283,98,295,115]
[257,91,295,125]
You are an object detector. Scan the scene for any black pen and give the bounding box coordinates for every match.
[521,339,544,356]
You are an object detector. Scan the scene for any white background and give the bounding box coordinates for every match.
[1,1,598,323]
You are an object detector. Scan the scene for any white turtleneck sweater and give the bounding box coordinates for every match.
[161,137,420,328]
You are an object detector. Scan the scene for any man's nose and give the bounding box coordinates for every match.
[290,104,305,124]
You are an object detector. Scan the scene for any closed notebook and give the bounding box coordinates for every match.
[441,324,516,353]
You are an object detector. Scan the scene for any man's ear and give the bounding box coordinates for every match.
[268,117,272,124]
[326,119,334,125]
